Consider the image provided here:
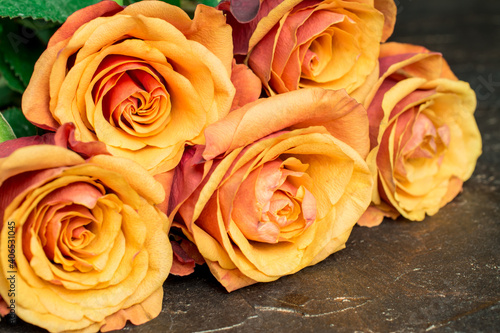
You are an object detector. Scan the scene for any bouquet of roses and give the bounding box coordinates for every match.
[0,0,481,332]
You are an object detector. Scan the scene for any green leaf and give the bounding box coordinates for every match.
[2,107,37,138]
[0,0,102,23]
[0,57,24,93]
[123,0,141,5]
[0,111,16,142]
[0,18,48,89]
[0,75,21,108]
[159,0,182,7]
[17,18,60,45]
[196,0,220,7]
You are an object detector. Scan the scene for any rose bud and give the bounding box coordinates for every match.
[167,88,373,291]
[22,1,235,174]
[358,42,482,226]
[0,124,171,332]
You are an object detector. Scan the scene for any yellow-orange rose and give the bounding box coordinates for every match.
[22,0,235,174]
[168,89,373,291]
[219,0,396,97]
[0,124,171,332]
[358,42,482,226]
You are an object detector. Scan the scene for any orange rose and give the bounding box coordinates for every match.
[219,0,396,97]
[168,89,373,291]
[358,42,482,226]
[0,124,171,332]
[22,1,235,174]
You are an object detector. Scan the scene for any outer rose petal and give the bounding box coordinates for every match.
[100,287,163,332]
[357,203,399,227]
[378,42,457,80]
[207,260,258,292]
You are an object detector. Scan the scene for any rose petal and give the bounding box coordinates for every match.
[203,88,369,160]
[230,61,262,111]
[100,287,163,332]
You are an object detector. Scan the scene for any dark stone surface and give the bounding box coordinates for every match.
[1,0,499,332]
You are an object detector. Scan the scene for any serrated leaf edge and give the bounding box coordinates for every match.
[0,14,63,24]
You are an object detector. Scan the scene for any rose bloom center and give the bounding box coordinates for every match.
[92,55,172,138]
[231,157,317,244]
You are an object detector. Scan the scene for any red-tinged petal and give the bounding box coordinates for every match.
[366,79,396,148]
[274,9,344,77]
[194,196,226,245]
[180,236,205,265]
[54,123,110,158]
[168,146,211,218]
[379,53,444,82]
[219,0,303,55]
[0,134,56,158]
[357,203,399,227]
[247,24,279,86]
[170,240,196,276]
[379,43,457,81]
[376,122,396,189]
[39,181,103,209]
[0,168,65,226]
[0,123,107,159]
[230,62,262,111]
[388,89,436,121]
